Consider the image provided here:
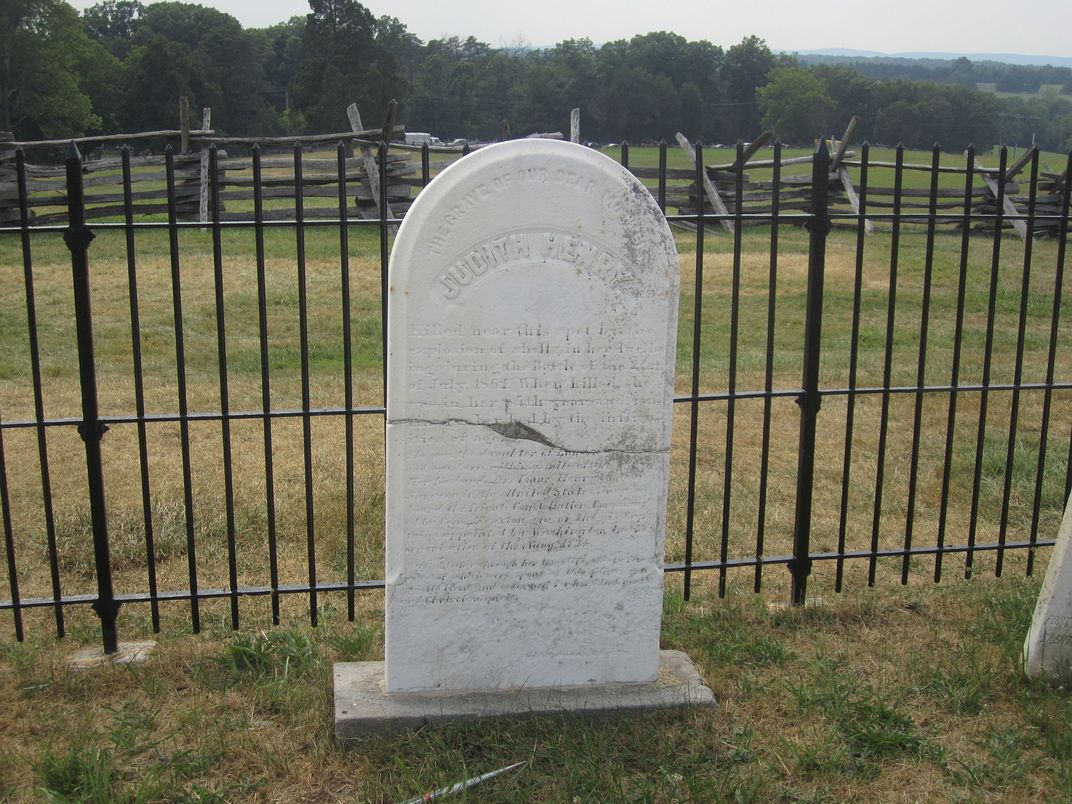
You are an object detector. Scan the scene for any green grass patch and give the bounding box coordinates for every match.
[221,629,321,682]
[0,578,1067,799]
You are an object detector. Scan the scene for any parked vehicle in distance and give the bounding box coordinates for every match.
[405,132,443,146]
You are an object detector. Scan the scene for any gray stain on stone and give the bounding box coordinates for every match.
[388,418,667,457]
[485,421,559,450]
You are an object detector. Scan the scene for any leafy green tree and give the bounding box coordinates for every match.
[407,44,457,133]
[7,0,1036,150]
[590,33,723,141]
[0,0,103,136]
[78,37,125,133]
[811,64,877,140]
[82,0,143,58]
[551,39,601,133]
[602,66,680,141]
[459,49,522,138]
[406,36,521,139]
[247,16,305,115]
[624,31,694,89]
[873,98,923,146]
[679,81,705,140]
[375,15,424,84]
[1012,90,1072,150]
[938,84,1000,148]
[720,35,778,139]
[120,35,213,132]
[290,0,406,132]
[508,39,598,138]
[680,40,726,139]
[1053,109,1072,151]
[869,79,1000,149]
[133,2,274,133]
[758,67,834,144]
[135,1,225,47]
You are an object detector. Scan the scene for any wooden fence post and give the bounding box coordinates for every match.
[826,117,873,234]
[676,132,734,234]
[1004,145,1038,183]
[0,132,15,225]
[198,108,213,225]
[347,103,392,219]
[728,130,772,173]
[180,96,190,155]
[829,116,858,172]
[975,156,1028,242]
[380,99,398,145]
[838,167,875,234]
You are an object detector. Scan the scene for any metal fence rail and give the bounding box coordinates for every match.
[1,139,1070,653]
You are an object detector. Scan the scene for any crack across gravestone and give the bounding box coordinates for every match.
[387,417,666,456]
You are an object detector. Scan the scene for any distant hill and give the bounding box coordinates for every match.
[790,50,1071,98]
[796,49,1072,69]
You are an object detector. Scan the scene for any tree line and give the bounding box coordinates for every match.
[798,54,1072,94]
[3,0,1071,152]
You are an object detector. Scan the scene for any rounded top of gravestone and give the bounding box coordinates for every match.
[387,140,680,432]
[389,138,676,301]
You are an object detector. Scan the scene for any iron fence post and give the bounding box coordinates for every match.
[789,139,831,606]
[64,143,119,653]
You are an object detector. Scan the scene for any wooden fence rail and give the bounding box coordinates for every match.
[0,140,414,227]
[674,137,1068,239]
[2,117,1068,237]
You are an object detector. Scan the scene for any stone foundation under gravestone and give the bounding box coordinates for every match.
[333,139,713,735]
[1024,492,1072,679]
[334,650,714,738]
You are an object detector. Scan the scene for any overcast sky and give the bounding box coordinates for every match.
[66,0,1070,58]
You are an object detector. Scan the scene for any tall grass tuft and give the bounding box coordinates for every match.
[221,629,320,681]
[36,747,117,803]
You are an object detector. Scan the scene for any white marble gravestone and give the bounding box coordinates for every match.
[1024,492,1072,679]
[384,140,680,693]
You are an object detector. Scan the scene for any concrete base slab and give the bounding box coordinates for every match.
[334,649,714,738]
[68,641,156,674]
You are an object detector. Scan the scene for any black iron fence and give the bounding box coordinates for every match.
[0,139,1070,653]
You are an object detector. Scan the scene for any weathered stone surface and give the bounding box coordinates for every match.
[1024,492,1072,679]
[67,641,156,674]
[334,650,714,738]
[383,140,680,693]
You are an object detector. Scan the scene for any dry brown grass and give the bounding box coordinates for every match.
[2,151,1070,800]
[1,220,1069,629]
[1,575,1068,801]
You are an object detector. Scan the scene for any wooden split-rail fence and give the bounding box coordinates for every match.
[671,119,1069,240]
[2,109,1067,240]
[0,100,470,227]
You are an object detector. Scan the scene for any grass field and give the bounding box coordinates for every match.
[3,199,1068,607]
[0,145,1070,800]
[1,575,1071,800]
